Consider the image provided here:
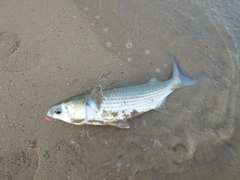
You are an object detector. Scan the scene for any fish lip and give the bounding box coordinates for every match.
[39,116,53,121]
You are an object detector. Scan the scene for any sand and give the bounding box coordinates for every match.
[0,0,240,179]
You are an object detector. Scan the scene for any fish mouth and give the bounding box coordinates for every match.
[39,116,53,121]
[39,111,53,121]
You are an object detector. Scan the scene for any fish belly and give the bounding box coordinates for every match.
[100,96,165,121]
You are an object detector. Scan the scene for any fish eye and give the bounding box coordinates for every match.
[55,109,62,114]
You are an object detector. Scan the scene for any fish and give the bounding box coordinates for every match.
[40,58,197,128]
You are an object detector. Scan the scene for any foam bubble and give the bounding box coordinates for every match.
[126,42,133,49]
[145,50,150,54]
[106,42,112,47]
[103,28,109,33]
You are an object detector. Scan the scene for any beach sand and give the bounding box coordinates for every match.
[0,0,239,179]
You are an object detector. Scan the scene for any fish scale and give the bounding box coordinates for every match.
[101,82,173,110]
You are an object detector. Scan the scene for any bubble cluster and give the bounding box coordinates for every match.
[84,7,88,11]
[95,15,100,20]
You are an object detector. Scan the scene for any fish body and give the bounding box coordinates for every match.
[43,58,197,128]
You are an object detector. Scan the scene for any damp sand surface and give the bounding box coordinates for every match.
[0,0,240,179]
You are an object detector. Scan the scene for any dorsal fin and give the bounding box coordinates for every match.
[148,74,159,83]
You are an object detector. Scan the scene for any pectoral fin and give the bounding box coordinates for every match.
[87,85,103,110]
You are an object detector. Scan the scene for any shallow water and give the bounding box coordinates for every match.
[0,0,239,179]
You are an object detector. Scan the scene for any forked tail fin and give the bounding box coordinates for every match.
[172,58,197,87]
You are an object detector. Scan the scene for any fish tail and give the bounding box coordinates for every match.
[172,57,197,87]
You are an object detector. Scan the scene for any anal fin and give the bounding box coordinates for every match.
[155,97,169,114]
[154,105,169,114]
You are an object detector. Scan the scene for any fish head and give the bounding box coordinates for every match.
[40,95,88,124]
[42,97,87,125]
[46,103,72,123]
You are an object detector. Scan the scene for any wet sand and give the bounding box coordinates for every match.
[0,0,239,179]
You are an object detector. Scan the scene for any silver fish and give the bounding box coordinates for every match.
[40,58,197,128]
